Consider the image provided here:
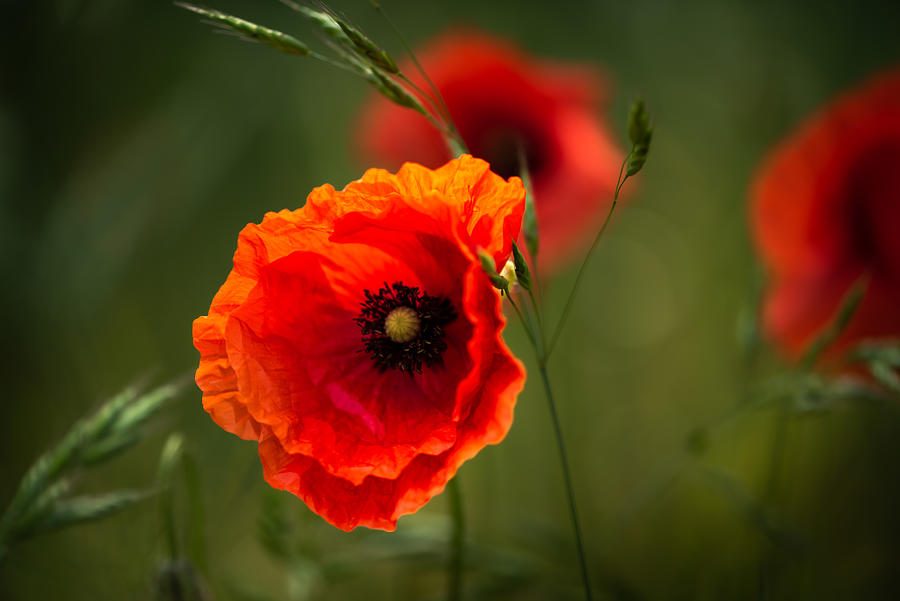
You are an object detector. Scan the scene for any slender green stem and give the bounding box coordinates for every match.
[397,74,443,120]
[371,1,466,151]
[397,73,467,150]
[530,258,544,303]
[506,294,538,349]
[694,376,797,439]
[513,289,541,346]
[547,154,631,358]
[527,288,546,347]
[537,361,593,601]
[447,477,464,601]
[504,224,592,601]
[304,49,356,73]
[394,72,467,155]
[414,107,459,149]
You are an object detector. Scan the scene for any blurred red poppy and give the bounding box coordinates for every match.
[751,70,900,359]
[357,30,625,268]
[193,156,526,531]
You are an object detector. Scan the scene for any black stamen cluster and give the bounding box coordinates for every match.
[354,281,457,375]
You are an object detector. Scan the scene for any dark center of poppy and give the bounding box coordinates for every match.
[463,118,549,180]
[844,139,900,275]
[354,281,457,375]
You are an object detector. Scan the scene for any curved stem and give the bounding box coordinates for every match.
[527,288,546,348]
[397,74,467,153]
[547,155,631,358]
[308,50,364,74]
[371,1,467,154]
[506,294,538,349]
[447,477,464,601]
[507,264,592,600]
[537,361,593,601]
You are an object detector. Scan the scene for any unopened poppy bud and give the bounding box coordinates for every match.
[511,241,532,291]
[477,248,509,294]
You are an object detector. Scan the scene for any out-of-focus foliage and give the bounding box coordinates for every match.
[2,1,900,600]
[0,380,183,560]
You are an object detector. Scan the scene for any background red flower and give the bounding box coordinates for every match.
[193,156,526,531]
[751,69,900,359]
[357,29,625,269]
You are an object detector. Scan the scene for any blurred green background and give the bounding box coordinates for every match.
[3,0,900,599]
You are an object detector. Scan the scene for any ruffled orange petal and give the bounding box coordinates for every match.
[193,156,526,528]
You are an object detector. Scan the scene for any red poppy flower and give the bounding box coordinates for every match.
[357,29,625,268]
[751,70,900,359]
[192,155,526,531]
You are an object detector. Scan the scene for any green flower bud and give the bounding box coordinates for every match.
[477,249,509,294]
[511,241,532,291]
